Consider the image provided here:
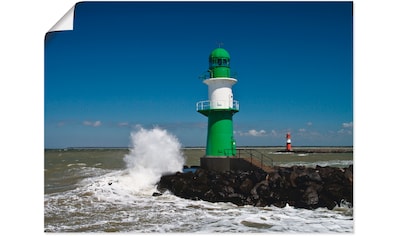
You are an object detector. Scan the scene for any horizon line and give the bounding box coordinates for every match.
[45,145,354,150]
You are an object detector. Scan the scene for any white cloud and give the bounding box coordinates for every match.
[83,120,102,127]
[237,129,266,137]
[249,129,266,136]
[307,122,313,126]
[118,122,130,127]
[342,122,353,128]
[299,128,306,132]
[82,121,91,126]
[336,121,353,135]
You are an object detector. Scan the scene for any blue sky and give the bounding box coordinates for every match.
[45,1,353,148]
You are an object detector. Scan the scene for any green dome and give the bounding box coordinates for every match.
[209,48,230,59]
[208,48,231,78]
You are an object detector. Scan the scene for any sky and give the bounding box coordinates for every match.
[44,1,353,148]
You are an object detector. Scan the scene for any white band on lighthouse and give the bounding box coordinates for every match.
[286,139,291,143]
[204,78,237,109]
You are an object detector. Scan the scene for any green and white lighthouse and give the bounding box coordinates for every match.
[197,47,239,170]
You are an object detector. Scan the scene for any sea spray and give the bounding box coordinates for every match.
[121,126,185,193]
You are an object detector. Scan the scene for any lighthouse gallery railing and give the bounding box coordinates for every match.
[196,100,239,111]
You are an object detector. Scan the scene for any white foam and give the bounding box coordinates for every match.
[277,159,353,168]
[45,184,353,232]
[122,126,185,193]
[70,127,185,203]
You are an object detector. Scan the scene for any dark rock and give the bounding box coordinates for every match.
[226,193,245,205]
[222,185,235,195]
[344,166,353,183]
[303,184,321,207]
[152,192,162,197]
[193,168,208,185]
[203,189,216,201]
[157,165,353,210]
[239,178,254,194]
[267,171,282,187]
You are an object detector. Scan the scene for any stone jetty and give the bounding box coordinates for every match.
[156,165,353,210]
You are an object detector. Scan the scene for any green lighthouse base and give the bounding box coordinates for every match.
[198,109,238,157]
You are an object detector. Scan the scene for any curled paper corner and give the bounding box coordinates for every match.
[48,5,75,32]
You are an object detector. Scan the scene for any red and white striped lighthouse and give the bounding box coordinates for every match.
[286,133,292,151]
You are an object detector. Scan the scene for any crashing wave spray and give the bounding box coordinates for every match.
[121,126,185,193]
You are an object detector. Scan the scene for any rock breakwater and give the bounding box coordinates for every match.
[157,165,353,210]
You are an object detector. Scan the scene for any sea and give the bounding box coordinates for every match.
[44,127,353,233]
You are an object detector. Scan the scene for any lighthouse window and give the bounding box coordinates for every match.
[223,58,229,66]
[210,58,230,67]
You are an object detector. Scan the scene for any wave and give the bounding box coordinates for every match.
[277,160,353,168]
